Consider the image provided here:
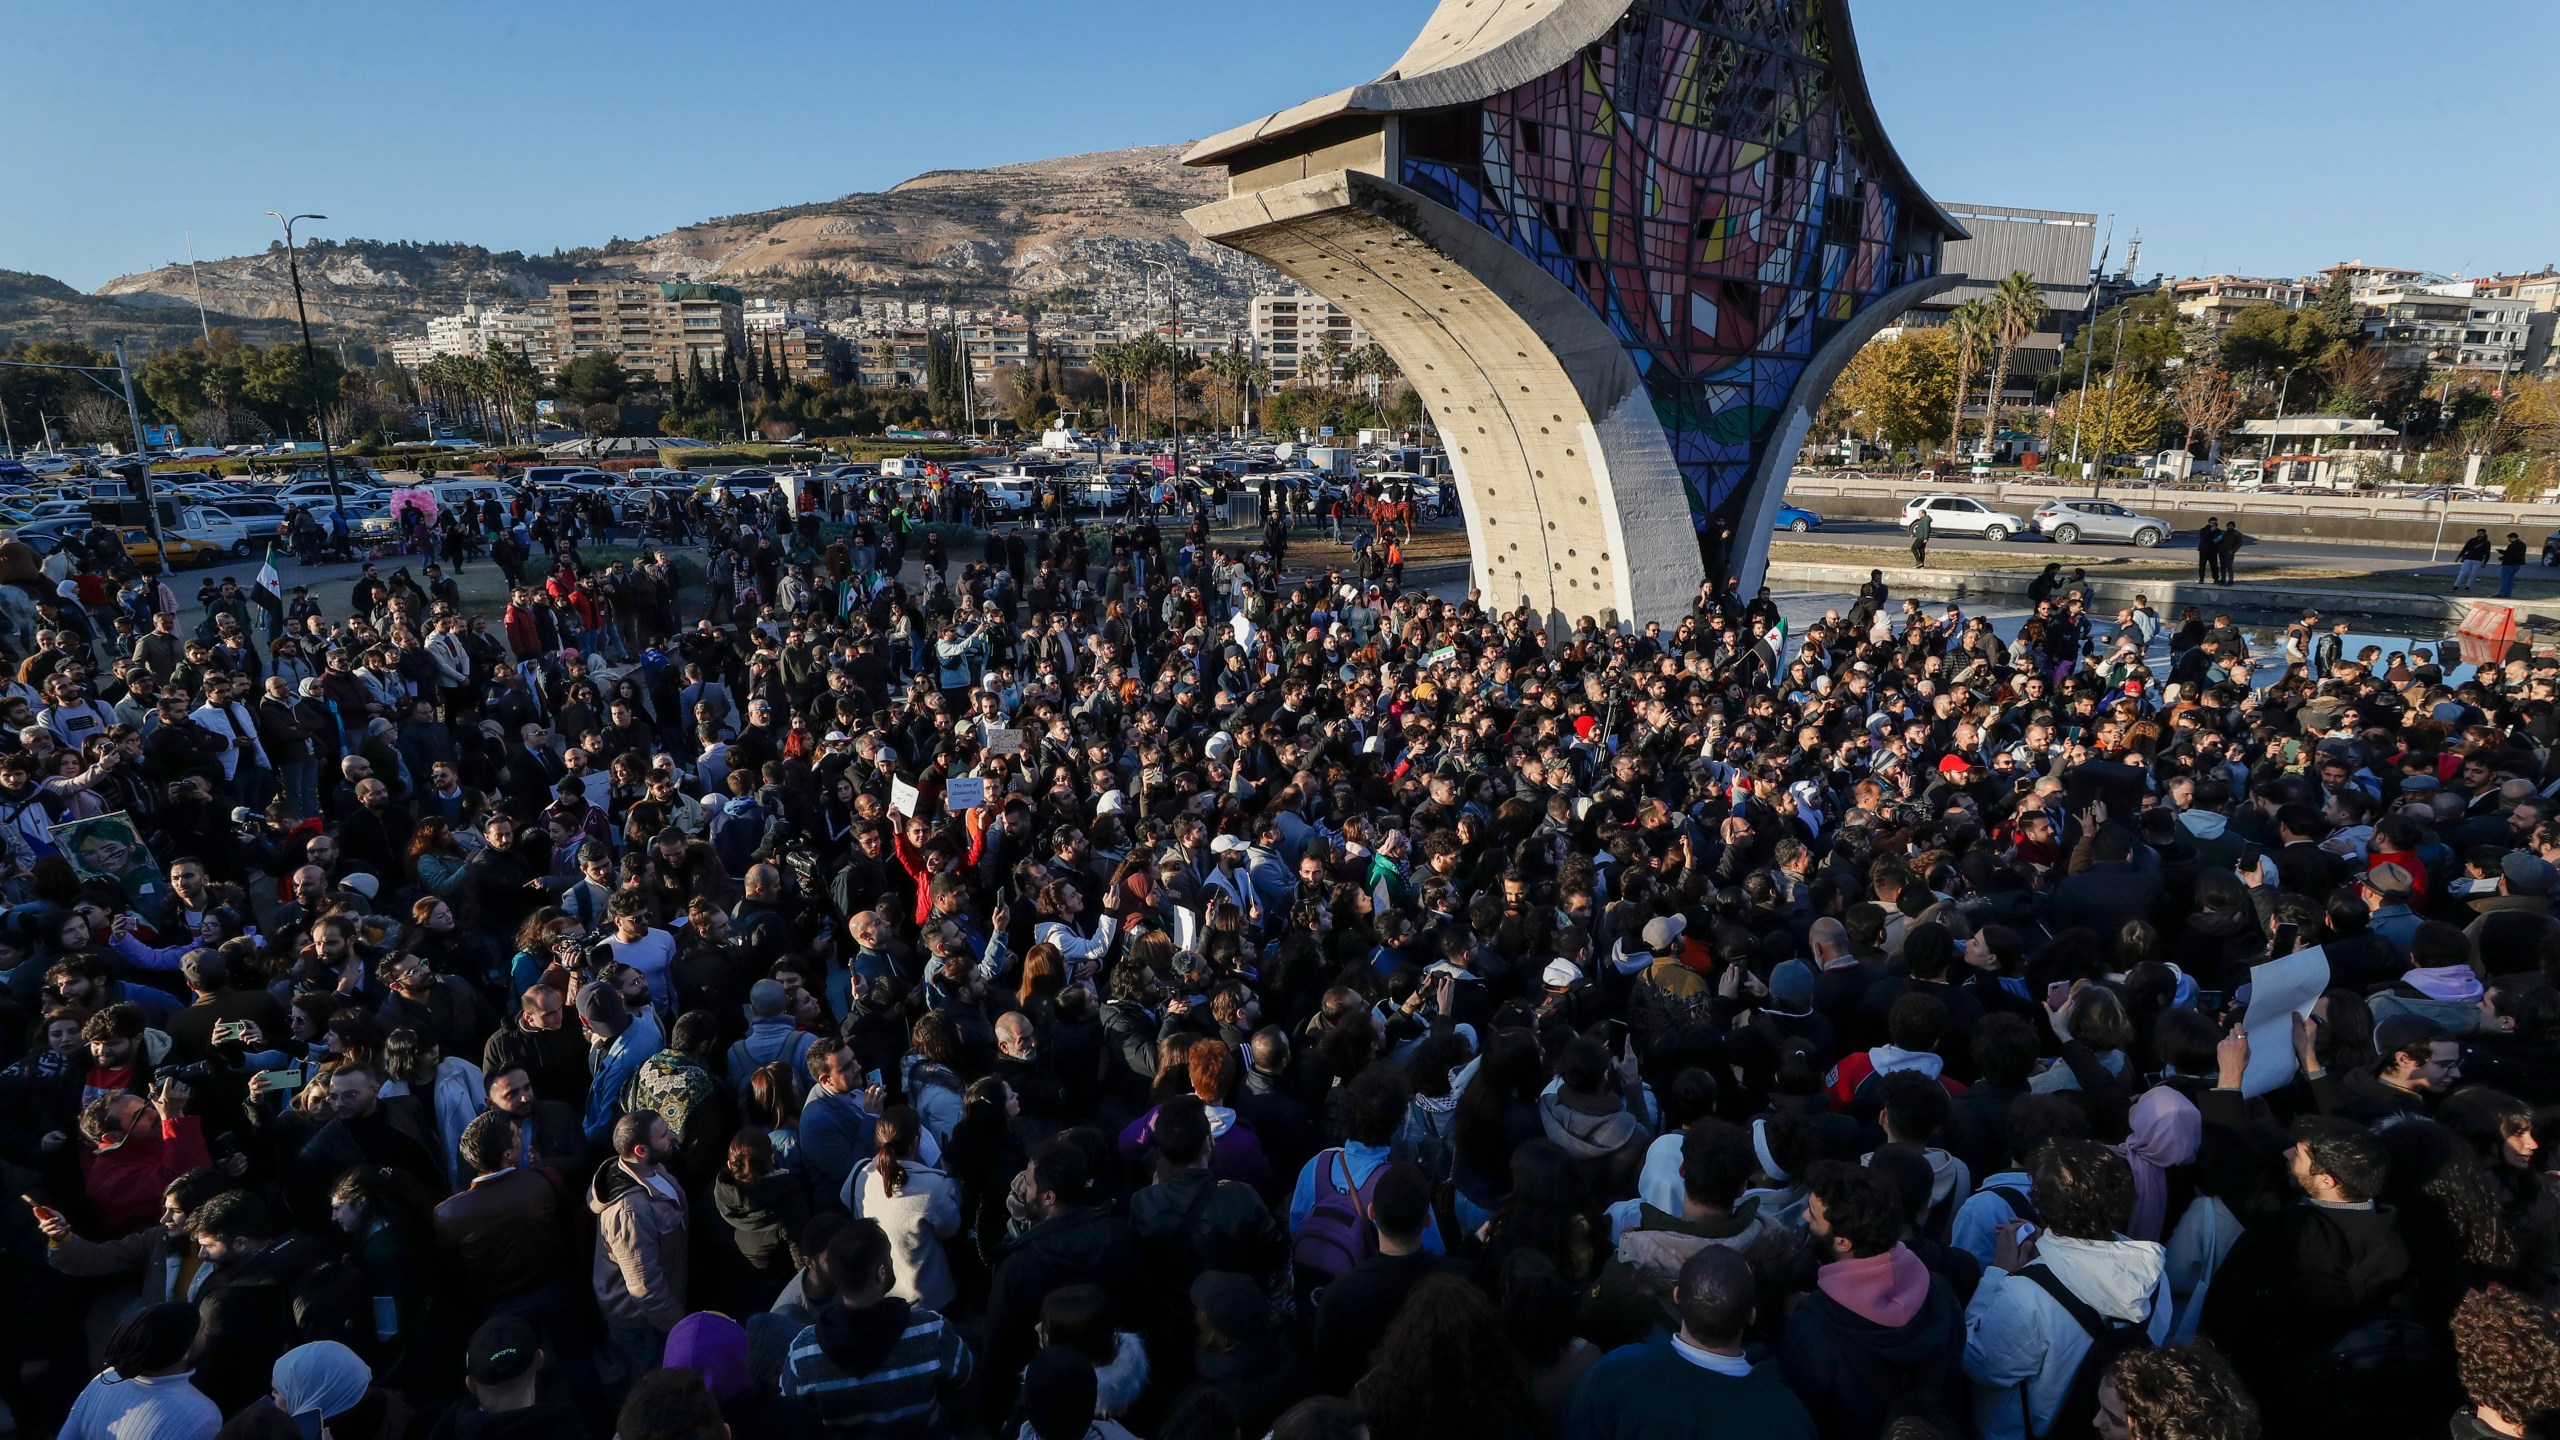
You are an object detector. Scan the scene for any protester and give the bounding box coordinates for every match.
[7,476,2560,1440]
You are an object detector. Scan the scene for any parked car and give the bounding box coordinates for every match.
[112,525,225,570]
[172,505,256,557]
[1773,504,1824,532]
[1900,493,2028,541]
[2030,499,2173,547]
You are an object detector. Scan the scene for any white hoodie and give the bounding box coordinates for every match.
[1964,1232,2170,1440]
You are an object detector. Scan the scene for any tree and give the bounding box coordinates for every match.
[2220,304,2350,382]
[2043,380,2168,463]
[1981,271,2047,450]
[1312,333,1346,391]
[2171,363,2246,461]
[1944,299,1993,459]
[241,343,345,437]
[554,352,630,410]
[1831,329,1958,454]
[2052,293,2186,395]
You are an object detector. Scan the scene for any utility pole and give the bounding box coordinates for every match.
[184,231,213,347]
[115,340,172,565]
[266,211,346,531]
[2067,218,2112,468]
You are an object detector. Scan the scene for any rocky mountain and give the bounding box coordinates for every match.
[50,144,1276,349]
[0,268,299,352]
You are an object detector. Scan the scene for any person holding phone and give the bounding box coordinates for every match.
[74,1071,211,1238]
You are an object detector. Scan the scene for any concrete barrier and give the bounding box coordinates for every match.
[1780,473,2560,551]
[1761,558,2558,634]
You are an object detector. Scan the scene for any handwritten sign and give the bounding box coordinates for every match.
[889,779,920,817]
[945,776,987,811]
[1230,611,1255,648]
[984,727,1025,757]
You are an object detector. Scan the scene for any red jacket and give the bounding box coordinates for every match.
[1824,1048,1965,1114]
[79,1113,210,1236]
[503,602,542,660]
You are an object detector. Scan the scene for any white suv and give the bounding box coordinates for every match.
[1902,493,2027,542]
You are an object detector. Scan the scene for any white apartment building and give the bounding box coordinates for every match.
[2170,275,2306,331]
[1250,292,1371,383]
[2359,280,2536,372]
[397,302,552,370]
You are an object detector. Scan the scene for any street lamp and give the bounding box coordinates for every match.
[265,210,347,533]
[1140,258,1184,488]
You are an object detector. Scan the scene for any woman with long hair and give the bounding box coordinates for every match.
[1450,1029,1548,1237]
[408,816,468,898]
[848,1104,961,1312]
[2376,1115,2522,1328]
[903,1012,970,1145]
[713,1127,810,1311]
[1479,1139,1604,1287]
[2440,1086,2560,1291]
[1018,942,1068,1029]
[1352,1273,1534,1440]
[742,1060,806,1172]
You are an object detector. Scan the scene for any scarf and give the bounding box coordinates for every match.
[2117,1086,2202,1241]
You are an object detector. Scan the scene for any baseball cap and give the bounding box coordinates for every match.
[465,1315,540,1385]
[1937,754,1973,775]
[1209,834,1246,854]
[1640,915,1686,952]
[1541,959,1583,990]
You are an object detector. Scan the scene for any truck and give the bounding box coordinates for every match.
[1302,446,1356,479]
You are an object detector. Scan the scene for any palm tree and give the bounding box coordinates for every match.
[1981,271,2047,454]
[1313,333,1347,393]
[1944,299,1993,460]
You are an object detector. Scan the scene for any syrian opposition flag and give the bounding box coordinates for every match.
[254,547,283,604]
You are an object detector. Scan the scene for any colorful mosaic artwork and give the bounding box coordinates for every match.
[1399,0,1938,537]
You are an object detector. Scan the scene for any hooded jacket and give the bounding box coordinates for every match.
[589,1157,689,1333]
[713,1167,811,1283]
[1778,1245,1967,1440]
[1962,1234,2171,1440]
[1539,1086,1651,1193]
[1119,1101,1276,1193]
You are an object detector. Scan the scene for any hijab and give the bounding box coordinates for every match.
[2117,1086,2202,1241]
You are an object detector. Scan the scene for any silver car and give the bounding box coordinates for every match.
[2030,499,2172,548]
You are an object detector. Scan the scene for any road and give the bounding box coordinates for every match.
[1774,519,2516,583]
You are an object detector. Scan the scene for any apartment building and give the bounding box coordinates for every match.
[2359,280,2535,372]
[2477,271,2560,376]
[851,327,935,389]
[2170,275,2307,331]
[533,281,743,379]
[756,324,848,384]
[960,318,1035,383]
[392,302,553,370]
[1250,292,1371,383]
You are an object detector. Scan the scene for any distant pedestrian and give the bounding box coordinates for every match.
[2498,531,2528,597]
[1909,510,1931,568]
[2196,519,2222,583]
[2457,528,2493,592]
[2214,521,2245,584]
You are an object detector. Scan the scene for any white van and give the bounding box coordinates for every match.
[424,479,509,514]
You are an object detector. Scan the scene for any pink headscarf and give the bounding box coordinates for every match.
[2117,1086,2202,1241]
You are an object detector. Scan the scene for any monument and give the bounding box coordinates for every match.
[1186,0,1964,623]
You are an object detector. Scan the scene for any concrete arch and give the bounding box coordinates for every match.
[1193,170,1700,625]
[1186,0,1964,624]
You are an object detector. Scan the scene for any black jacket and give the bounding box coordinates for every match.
[985,1204,1141,1414]
[194,1233,333,1414]
[1775,1261,1968,1440]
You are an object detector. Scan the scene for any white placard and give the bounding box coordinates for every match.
[889,779,920,817]
[1172,905,1200,953]
[945,776,987,811]
[984,727,1025,757]
[1231,611,1255,648]
[2240,945,2332,1098]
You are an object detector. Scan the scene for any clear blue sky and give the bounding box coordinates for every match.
[10,0,2555,293]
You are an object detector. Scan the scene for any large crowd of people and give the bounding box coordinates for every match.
[4,477,2560,1440]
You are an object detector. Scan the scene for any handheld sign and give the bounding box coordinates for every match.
[945,776,988,811]
[890,779,921,817]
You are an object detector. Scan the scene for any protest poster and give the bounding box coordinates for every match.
[52,812,161,906]
[984,727,1026,757]
[890,779,921,817]
[2240,945,2332,1098]
[945,776,988,811]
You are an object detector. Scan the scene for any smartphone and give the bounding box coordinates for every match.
[2237,844,2263,873]
[1602,1018,1630,1058]
[260,1068,303,1093]
[2195,990,2227,1015]
[2271,922,2300,954]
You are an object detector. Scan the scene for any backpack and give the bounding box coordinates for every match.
[1291,1149,1385,1286]
[2020,1264,2153,1439]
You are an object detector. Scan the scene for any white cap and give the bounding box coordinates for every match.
[1541,959,1582,989]
[1095,790,1127,816]
[1209,833,1246,854]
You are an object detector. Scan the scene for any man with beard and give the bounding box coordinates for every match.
[589,1109,689,1376]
